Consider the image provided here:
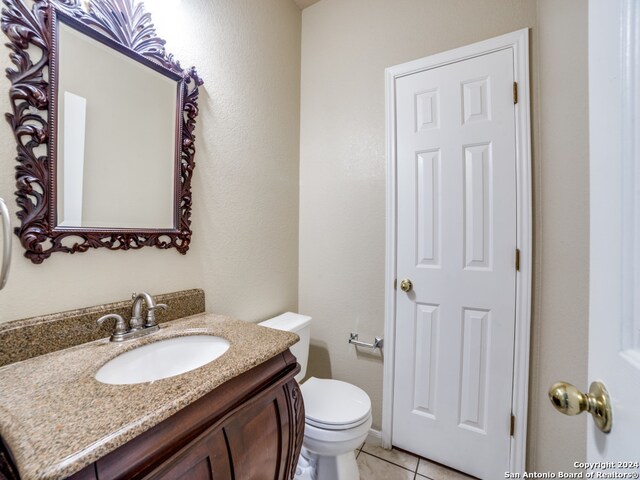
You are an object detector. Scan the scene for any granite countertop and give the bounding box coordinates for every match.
[0,313,298,480]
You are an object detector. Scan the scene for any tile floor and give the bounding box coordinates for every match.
[356,440,477,480]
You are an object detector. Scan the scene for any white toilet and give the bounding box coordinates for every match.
[259,312,372,480]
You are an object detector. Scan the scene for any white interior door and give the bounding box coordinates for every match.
[586,0,640,467]
[392,47,518,479]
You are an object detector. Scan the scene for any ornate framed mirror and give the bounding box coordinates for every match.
[1,0,203,263]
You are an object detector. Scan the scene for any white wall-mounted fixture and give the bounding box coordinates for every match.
[0,198,12,290]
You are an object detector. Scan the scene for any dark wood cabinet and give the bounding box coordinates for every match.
[2,350,304,480]
[146,425,231,479]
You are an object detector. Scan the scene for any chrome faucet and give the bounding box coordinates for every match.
[97,291,168,342]
[131,291,168,330]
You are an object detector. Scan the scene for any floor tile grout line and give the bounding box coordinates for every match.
[359,450,418,473]
[362,442,460,479]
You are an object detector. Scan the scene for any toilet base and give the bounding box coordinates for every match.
[305,449,360,480]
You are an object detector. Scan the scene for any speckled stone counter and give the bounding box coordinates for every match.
[0,313,298,480]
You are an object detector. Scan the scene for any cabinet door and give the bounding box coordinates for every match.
[145,381,299,480]
[144,428,231,480]
[224,387,291,480]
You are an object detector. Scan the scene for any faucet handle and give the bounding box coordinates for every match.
[97,314,128,337]
[145,303,168,328]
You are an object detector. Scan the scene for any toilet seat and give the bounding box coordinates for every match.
[306,414,370,431]
[301,377,371,431]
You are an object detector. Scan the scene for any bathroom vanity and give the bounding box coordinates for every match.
[69,348,302,480]
[0,313,304,479]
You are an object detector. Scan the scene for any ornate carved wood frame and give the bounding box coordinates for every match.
[1,0,203,263]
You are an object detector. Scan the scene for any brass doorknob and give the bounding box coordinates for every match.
[400,279,413,293]
[548,381,612,433]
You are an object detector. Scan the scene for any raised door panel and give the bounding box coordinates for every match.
[416,150,441,267]
[463,143,492,270]
[458,308,490,432]
[412,303,439,419]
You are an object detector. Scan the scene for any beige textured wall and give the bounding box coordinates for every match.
[299,0,589,472]
[527,0,589,472]
[0,0,301,323]
[299,0,537,436]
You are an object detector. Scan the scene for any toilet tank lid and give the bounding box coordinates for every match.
[258,312,311,333]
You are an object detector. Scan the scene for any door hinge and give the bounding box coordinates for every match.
[394,279,397,290]
[515,248,521,271]
[510,414,515,436]
[513,82,518,104]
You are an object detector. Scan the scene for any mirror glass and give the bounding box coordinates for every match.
[56,21,178,229]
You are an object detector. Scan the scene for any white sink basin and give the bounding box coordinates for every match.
[95,335,230,385]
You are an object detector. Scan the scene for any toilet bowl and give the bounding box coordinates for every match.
[300,377,372,479]
[259,313,372,480]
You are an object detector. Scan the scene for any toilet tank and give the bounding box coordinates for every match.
[258,312,311,382]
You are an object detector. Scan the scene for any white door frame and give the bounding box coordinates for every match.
[383,28,532,474]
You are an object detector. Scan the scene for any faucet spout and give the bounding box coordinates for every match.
[130,291,156,331]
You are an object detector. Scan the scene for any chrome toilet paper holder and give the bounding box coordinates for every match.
[348,332,383,350]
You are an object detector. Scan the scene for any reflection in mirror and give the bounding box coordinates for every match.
[56,21,177,229]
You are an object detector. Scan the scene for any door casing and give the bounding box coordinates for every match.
[382,28,532,474]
